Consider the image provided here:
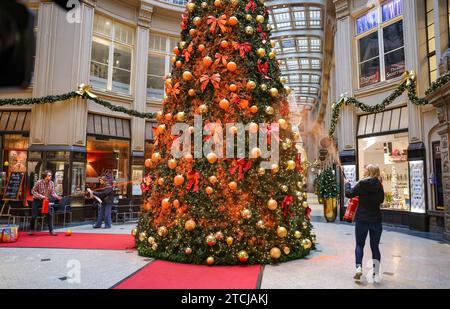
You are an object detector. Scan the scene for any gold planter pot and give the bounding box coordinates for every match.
[323,198,337,222]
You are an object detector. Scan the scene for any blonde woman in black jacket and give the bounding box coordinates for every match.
[345,164,384,283]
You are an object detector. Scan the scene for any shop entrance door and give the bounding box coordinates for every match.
[432,142,444,210]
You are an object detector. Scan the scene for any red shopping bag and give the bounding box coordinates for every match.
[41,198,49,214]
[343,197,359,222]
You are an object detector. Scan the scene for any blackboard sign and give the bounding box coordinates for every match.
[3,172,24,201]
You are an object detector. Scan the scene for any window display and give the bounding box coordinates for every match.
[358,132,410,211]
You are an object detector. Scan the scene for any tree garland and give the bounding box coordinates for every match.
[328,70,450,137]
[0,84,156,119]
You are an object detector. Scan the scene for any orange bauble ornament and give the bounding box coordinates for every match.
[157,177,164,186]
[161,198,171,209]
[173,47,180,55]
[203,56,213,68]
[249,105,258,113]
[188,89,196,97]
[176,60,182,68]
[156,111,163,121]
[214,0,222,7]
[228,181,237,190]
[248,122,258,133]
[207,256,215,265]
[173,199,180,208]
[145,158,152,168]
[65,230,72,236]
[185,219,196,231]
[174,175,184,186]
[251,147,261,158]
[184,153,193,162]
[220,40,229,48]
[189,29,197,37]
[228,16,238,26]
[165,113,173,121]
[206,152,218,164]
[209,176,218,184]
[246,80,256,90]
[151,152,161,162]
[182,71,193,81]
[198,44,205,52]
[270,247,281,259]
[219,98,230,110]
[167,159,177,169]
[267,199,278,210]
[229,84,237,92]
[227,61,237,72]
[205,186,214,195]
[239,99,249,109]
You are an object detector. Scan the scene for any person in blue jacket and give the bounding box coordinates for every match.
[345,164,384,283]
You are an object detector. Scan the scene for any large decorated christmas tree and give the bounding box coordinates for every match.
[133,0,315,265]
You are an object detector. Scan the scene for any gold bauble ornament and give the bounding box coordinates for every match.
[302,201,309,209]
[152,243,158,251]
[256,15,264,23]
[209,176,218,184]
[231,0,239,6]
[157,177,164,186]
[182,70,193,81]
[287,160,296,170]
[185,219,196,231]
[214,0,222,7]
[282,143,289,150]
[270,247,281,259]
[184,153,193,162]
[303,192,308,200]
[246,80,256,90]
[206,234,217,246]
[157,124,166,134]
[294,231,302,239]
[260,84,268,91]
[271,40,276,48]
[168,159,177,169]
[189,29,197,37]
[157,226,168,237]
[173,57,178,64]
[237,250,249,262]
[207,256,215,265]
[148,236,155,245]
[245,26,254,35]
[199,104,208,113]
[281,185,288,192]
[151,152,161,162]
[206,152,218,164]
[139,232,146,242]
[226,236,234,246]
[265,106,274,115]
[179,41,186,49]
[271,164,279,174]
[284,86,292,95]
[283,246,291,255]
[228,181,238,190]
[187,2,196,12]
[193,17,201,26]
[256,220,265,229]
[269,88,279,98]
[201,2,208,9]
[228,16,238,26]
[251,147,261,158]
[293,132,300,140]
[156,111,163,121]
[277,226,287,238]
[205,186,214,195]
[258,168,266,176]
[161,198,171,209]
[278,119,288,130]
[241,209,252,219]
[256,48,266,58]
[131,228,137,236]
[185,247,192,255]
[248,122,259,133]
[269,51,276,59]
[302,238,312,249]
[188,89,196,97]
[267,199,277,210]
[303,222,309,229]
[245,14,252,21]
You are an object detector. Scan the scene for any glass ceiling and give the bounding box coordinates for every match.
[266,2,325,108]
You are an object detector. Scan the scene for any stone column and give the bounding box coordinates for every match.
[131,2,153,156]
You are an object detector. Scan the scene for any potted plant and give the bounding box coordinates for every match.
[317,167,340,222]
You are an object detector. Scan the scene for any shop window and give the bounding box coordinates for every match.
[1,134,29,200]
[358,132,410,211]
[147,34,178,100]
[86,136,130,196]
[426,0,437,83]
[356,0,405,88]
[90,15,134,95]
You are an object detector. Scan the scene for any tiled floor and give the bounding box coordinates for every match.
[1,194,449,289]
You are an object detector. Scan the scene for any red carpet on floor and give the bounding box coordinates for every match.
[114,260,261,289]
[0,232,135,250]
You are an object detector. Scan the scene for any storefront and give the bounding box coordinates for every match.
[0,111,31,204]
[86,113,131,202]
[354,106,428,230]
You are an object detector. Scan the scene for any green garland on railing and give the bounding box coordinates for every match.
[328,70,450,137]
[0,84,156,120]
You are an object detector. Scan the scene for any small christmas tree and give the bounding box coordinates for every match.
[133,0,314,265]
[317,168,339,200]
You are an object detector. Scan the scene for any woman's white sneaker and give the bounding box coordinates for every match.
[353,266,363,281]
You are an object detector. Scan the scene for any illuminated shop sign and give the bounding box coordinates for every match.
[356,9,378,35]
[382,0,403,23]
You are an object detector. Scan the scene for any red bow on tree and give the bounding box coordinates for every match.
[140,176,152,193]
[181,14,188,30]
[230,93,242,109]
[305,206,311,220]
[232,41,252,58]
[295,153,303,173]
[200,73,221,92]
[165,82,180,99]
[245,0,256,13]
[214,53,228,66]
[260,124,280,145]
[280,101,290,117]
[257,59,269,77]
[182,43,193,62]
[256,24,267,41]
[229,159,252,181]
[207,15,227,34]
[281,195,294,219]
[185,171,201,193]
